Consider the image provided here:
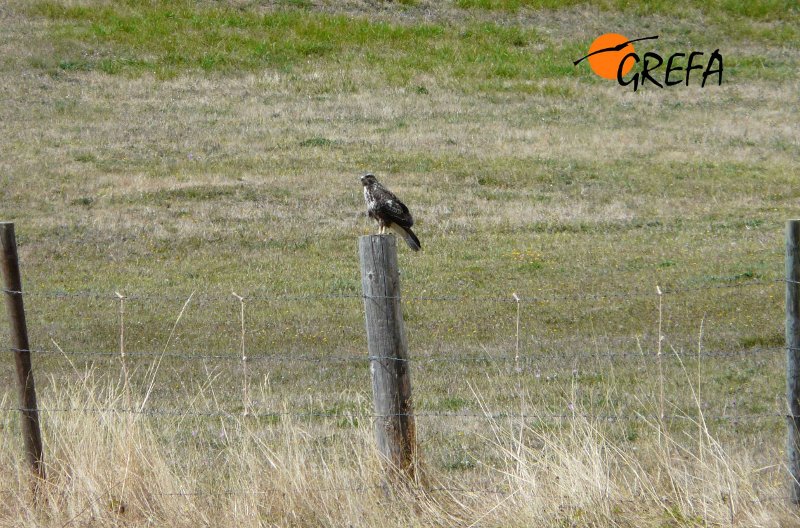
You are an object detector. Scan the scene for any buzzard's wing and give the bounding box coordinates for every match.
[373,186,414,228]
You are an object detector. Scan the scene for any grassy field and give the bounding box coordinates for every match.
[1,0,799,526]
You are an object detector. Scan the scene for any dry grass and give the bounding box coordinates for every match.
[1,365,796,527]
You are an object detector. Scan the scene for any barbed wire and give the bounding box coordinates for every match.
[0,406,785,423]
[4,346,785,364]
[1,277,782,304]
[2,267,796,515]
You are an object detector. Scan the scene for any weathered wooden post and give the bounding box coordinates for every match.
[787,219,800,504]
[359,234,416,481]
[0,222,46,490]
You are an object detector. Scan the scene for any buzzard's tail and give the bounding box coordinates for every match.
[390,224,421,252]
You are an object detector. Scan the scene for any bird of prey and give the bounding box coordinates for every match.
[361,173,421,251]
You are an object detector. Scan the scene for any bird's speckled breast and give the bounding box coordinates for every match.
[364,186,377,211]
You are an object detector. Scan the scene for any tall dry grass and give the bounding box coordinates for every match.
[1,360,796,527]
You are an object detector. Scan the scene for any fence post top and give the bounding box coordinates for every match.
[359,234,395,240]
[788,221,800,240]
[358,233,398,250]
[1,223,18,253]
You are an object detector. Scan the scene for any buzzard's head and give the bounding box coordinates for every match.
[360,173,377,186]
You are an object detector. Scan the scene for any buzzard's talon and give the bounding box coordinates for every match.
[360,173,421,252]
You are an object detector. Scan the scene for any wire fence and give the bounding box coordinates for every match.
[5,282,781,352]
[0,277,787,415]
[3,344,788,362]
[0,275,794,507]
[0,275,782,301]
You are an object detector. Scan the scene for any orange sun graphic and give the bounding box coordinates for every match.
[587,33,635,80]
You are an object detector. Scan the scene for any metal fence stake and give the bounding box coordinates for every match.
[786,220,800,504]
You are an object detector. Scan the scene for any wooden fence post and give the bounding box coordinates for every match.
[0,222,46,489]
[787,219,800,504]
[359,234,416,481]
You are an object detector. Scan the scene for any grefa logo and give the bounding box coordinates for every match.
[573,34,723,91]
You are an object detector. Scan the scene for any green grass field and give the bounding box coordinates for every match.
[1,0,799,526]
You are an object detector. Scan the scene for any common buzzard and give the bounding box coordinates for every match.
[361,173,421,251]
